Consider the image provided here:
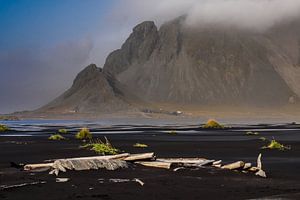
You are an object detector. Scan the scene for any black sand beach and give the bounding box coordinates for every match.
[1,123,300,200]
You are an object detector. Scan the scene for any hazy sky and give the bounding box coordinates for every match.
[0,0,118,113]
[1,0,300,114]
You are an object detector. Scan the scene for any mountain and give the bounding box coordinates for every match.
[38,64,135,114]
[103,17,300,107]
[40,16,300,114]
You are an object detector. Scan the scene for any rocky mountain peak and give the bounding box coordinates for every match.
[103,17,300,107]
[103,21,159,76]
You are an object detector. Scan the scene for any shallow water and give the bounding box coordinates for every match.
[1,120,300,143]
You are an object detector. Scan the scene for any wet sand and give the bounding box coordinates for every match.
[0,123,300,200]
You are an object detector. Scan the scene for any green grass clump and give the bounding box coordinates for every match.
[202,119,225,129]
[262,139,291,151]
[58,129,68,134]
[81,137,119,155]
[48,134,65,141]
[246,131,259,136]
[133,143,148,148]
[75,128,92,140]
[168,130,177,135]
[0,124,9,132]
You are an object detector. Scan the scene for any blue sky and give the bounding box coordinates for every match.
[0,0,115,50]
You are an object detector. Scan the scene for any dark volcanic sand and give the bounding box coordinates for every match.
[0,123,300,200]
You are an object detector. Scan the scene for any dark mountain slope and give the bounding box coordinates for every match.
[38,64,133,113]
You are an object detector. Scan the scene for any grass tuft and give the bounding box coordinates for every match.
[0,124,9,132]
[202,119,225,129]
[58,129,68,134]
[81,137,119,155]
[246,131,259,136]
[133,143,148,148]
[48,134,66,141]
[168,130,177,135]
[262,139,291,151]
[76,128,92,140]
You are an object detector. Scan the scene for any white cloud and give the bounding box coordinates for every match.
[108,0,300,31]
[91,0,300,67]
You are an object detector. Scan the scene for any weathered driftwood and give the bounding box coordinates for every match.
[135,161,172,169]
[25,153,155,175]
[43,153,130,163]
[156,158,212,164]
[106,178,145,186]
[154,158,215,168]
[173,167,185,171]
[109,179,131,183]
[135,157,215,169]
[24,153,130,171]
[23,152,268,178]
[221,161,245,170]
[243,163,252,170]
[257,153,263,169]
[24,163,54,171]
[0,181,46,190]
[56,178,70,183]
[256,170,267,178]
[65,153,130,161]
[123,153,155,161]
[255,153,267,178]
[133,178,144,186]
[212,160,222,166]
[248,167,259,172]
[49,159,128,175]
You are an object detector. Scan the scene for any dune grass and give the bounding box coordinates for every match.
[202,119,225,129]
[81,137,119,155]
[0,124,9,132]
[48,134,66,141]
[133,143,148,148]
[76,128,92,140]
[58,129,68,134]
[246,131,260,136]
[262,139,291,151]
[168,130,177,135]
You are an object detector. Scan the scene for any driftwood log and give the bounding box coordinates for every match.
[24,153,154,175]
[24,153,130,171]
[243,163,252,170]
[135,161,172,169]
[156,158,213,165]
[255,153,267,178]
[221,161,245,170]
[136,158,214,169]
[0,181,47,190]
[123,153,155,161]
[23,152,267,178]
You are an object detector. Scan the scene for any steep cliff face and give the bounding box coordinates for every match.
[103,17,300,106]
[103,21,159,76]
[264,20,300,100]
[39,64,131,113]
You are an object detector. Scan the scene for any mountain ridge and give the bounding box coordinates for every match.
[39,16,300,114]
